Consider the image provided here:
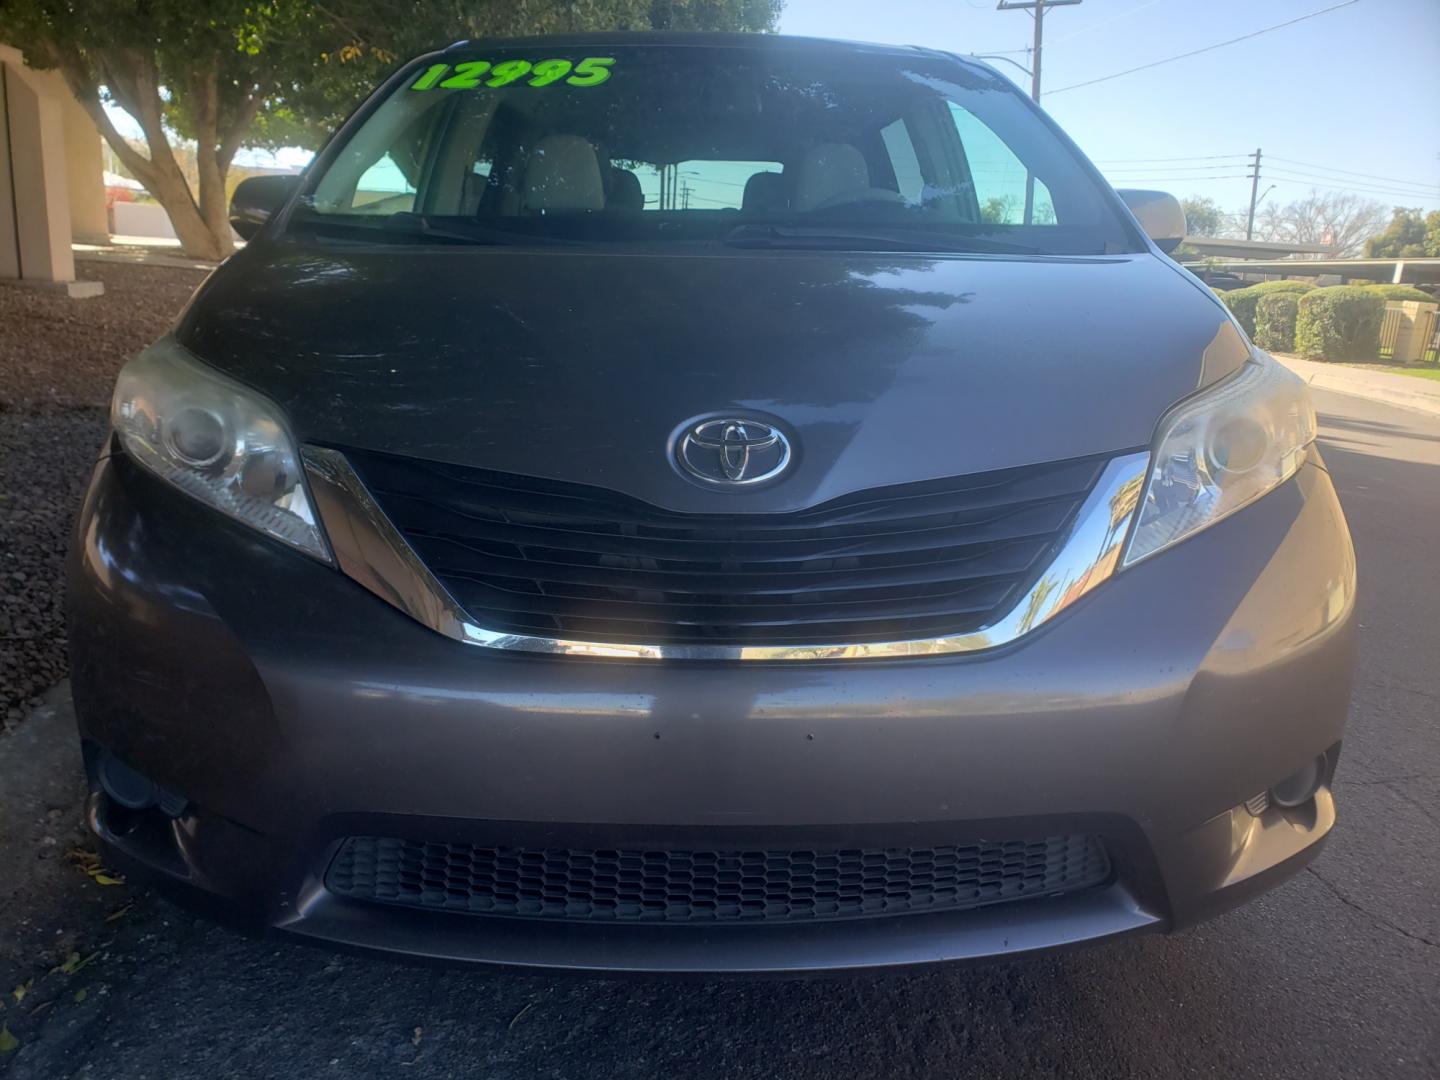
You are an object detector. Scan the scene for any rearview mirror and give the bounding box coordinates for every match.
[230,175,300,241]
[1117,189,1187,254]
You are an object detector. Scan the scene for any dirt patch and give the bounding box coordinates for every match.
[0,261,209,727]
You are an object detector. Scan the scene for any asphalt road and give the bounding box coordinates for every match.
[2,388,1436,1080]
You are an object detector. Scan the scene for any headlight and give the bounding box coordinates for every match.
[111,339,332,563]
[1123,354,1316,567]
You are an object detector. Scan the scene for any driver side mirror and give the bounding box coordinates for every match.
[1117,189,1187,254]
[230,175,300,241]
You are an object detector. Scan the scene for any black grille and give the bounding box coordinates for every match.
[326,835,1111,924]
[342,449,1105,647]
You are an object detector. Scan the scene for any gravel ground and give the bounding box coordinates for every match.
[0,263,208,727]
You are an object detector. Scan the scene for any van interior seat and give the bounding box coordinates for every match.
[608,167,645,211]
[742,171,789,215]
[793,143,871,211]
[523,135,605,213]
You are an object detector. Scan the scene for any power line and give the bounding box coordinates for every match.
[1091,153,1246,164]
[1266,156,1440,193]
[1097,163,1252,174]
[1049,0,1168,44]
[996,0,1084,101]
[1047,0,1361,95]
[979,1,1171,67]
[1099,172,1440,202]
[1094,153,1438,194]
[1104,176,1251,183]
[1263,170,1440,202]
[1264,168,1440,199]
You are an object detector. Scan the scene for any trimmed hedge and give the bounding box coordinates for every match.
[1361,284,1436,304]
[1251,280,1318,295]
[1254,293,1300,353]
[1219,280,1315,337]
[1295,286,1385,361]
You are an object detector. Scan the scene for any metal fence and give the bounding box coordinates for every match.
[1378,305,1403,359]
[1378,303,1440,364]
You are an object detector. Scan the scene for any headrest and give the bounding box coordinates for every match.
[609,168,645,211]
[523,135,604,212]
[793,143,869,212]
[742,171,788,215]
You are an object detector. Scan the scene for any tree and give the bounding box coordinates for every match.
[1179,195,1234,239]
[1169,195,1241,260]
[0,2,347,259]
[1365,207,1440,258]
[0,0,782,260]
[1252,190,1388,259]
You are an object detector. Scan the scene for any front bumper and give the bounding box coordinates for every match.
[67,449,1357,973]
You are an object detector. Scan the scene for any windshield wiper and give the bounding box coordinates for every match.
[722,223,1046,256]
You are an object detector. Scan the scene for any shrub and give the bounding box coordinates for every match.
[1360,284,1436,304]
[1254,293,1300,353]
[1219,280,1315,337]
[1219,287,1262,336]
[1250,279,1317,295]
[1295,286,1385,361]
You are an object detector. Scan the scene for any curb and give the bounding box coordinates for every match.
[1273,356,1440,420]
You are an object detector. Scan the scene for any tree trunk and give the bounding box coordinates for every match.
[148,169,230,262]
[52,48,233,261]
[190,60,235,261]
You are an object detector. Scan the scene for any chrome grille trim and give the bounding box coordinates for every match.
[303,447,1149,661]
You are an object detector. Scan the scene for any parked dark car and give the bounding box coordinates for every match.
[69,33,1356,974]
[1188,269,1248,291]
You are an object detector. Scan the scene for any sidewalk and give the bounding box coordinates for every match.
[1274,354,1440,420]
[72,237,221,272]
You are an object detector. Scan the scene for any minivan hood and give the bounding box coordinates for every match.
[177,244,1245,514]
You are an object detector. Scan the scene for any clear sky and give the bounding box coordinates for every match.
[780,0,1440,217]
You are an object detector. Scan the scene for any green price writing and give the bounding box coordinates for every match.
[410,57,615,92]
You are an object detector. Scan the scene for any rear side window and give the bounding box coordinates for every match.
[298,44,1134,254]
[622,160,782,211]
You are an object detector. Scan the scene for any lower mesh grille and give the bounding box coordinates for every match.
[326,835,1111,924]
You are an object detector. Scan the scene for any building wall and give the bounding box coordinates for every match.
[0,41,109,285]
[0,45,76,282]
[113,201,178,239]
[61,92,108,243]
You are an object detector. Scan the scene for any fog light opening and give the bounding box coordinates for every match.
[1271,756,1326,809]
[96,752,189,817]
[98,753,159,809]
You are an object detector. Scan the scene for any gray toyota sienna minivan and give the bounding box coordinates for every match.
[68,33,1357,974]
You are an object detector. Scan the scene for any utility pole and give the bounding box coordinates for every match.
[1245,148,1263,240]
[996,0,1082,102]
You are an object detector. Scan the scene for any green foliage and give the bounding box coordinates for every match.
[304,1,784,135]
[1254,293,1300,353]
[1360,284,1436,304]
[1219,287,1260,336]
[1365,208,1440,258]
[0,0,782,255]
[1295,286,1385,362]
[1179,195,1227,238]
[1219,281,1313,337]
[1219,287,1262,337]
[1170,196,1237,259]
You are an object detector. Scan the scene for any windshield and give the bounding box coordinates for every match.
[293,41,1137,255]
